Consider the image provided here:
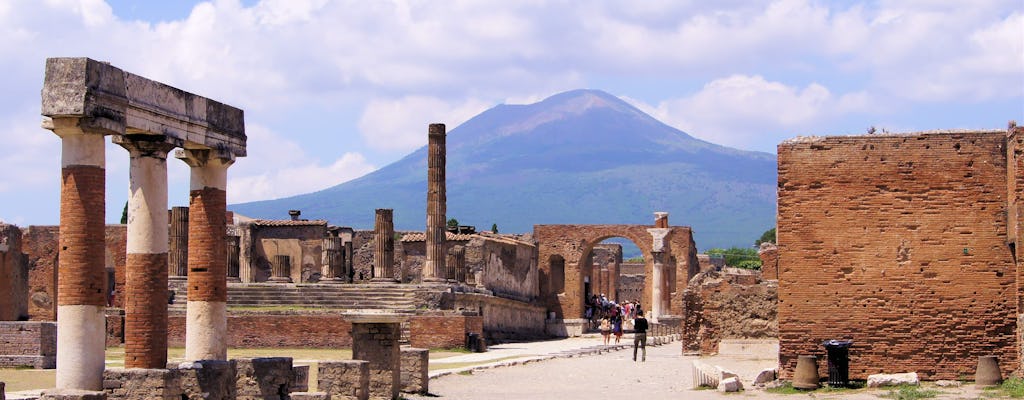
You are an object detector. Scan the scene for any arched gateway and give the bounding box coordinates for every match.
[534,213,699,335]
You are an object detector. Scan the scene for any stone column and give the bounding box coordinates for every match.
[177,149,233,361]
[448,246,466,283]
[321,236,344,283]
[269,255,293,283]
[650,251,663,323]
[339,227,355,283]
[48,118,107,390]
[372,209,397,282]
[423,123,447,282]
[115,135,176,369]
[168,206,189,280]
[226,236,241,282]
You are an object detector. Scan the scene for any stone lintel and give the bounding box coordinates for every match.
[42,57,245,157]
[344,313,408,324]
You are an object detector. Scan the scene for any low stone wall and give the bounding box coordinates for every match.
[447,292,546,341]
[400,348,428,394]
[0,321,56,368]
[168,313,353,348]
[682,269,777,355]
[319,360,369,400]
[408,313,482,349]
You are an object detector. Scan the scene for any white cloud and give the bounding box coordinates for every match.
[226,124,377,203]
[358,96,491,152]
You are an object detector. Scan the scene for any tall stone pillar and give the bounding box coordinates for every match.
[321,236,344,283]
[115,135,176,369]
[423,123,447,282]
[373,209,397,282]
[47,118,107,391]
[168,206,189,280]
[448,246,466,283]
[338,227,355,283]
[226,236,241,282]
[177,149,233,361]
[650,251,663,323]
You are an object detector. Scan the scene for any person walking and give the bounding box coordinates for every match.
[632,310,649,362]
[599,316,612,345]
[611,308,623,344]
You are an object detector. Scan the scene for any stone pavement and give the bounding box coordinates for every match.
[412,334,994,400]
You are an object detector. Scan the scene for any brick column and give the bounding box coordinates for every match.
[423,123,447,282]
[48,118,107,390]
[168,206,189,280]
[321,236,344,283]
[177,149,233,361]
[372,209,397,282]
[115,135,176,369]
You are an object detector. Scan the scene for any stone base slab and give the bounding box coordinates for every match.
[103,368,182,399]
[545,319,586,338]
[40,389,107,400]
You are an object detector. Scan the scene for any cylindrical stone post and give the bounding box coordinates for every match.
[448,246,466,283]
[270,255,293,283]
[373,209,397,282]
[423,123,447,282]
[50,120,107,391]
[651,251,663,322]
[321,237,344,283]
[169,206,189,280]
[177,149,233,361]
[116,135,176,369]
[226,236,241,282]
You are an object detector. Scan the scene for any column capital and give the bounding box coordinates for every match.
[175,148,235,168]
[113,134,178,159]
[647,228,671,252]
[428,123,446,137]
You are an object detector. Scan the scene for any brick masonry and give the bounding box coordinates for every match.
[168,314,353,348]
[187,187,228,302]
[408,314,483,349]
[58,165,107,306]
[777,131,1019,380]
[352,322,401,400]
[681,269,777,355]
[124,252,168,368]
[0,321,56,368]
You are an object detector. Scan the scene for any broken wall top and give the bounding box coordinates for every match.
[42,57,246,157]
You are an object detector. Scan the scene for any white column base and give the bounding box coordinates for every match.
[185,300,227,361]
[56,304,106,390]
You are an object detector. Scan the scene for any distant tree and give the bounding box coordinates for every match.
[120,201,129,224]
[755,227,776,246]
[446,218,459,230]
[491,223,498,234]
[705,247,761,270]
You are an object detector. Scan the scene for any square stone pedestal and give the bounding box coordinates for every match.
[348,313,407,400]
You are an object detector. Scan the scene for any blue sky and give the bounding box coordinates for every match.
[0,0,1021,226]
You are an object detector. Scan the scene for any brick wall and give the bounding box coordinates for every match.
[408,314,483,349]
[168,314,353,348]
[0,321,56,368]
[0,224,28,321]
[777,131,1018,380]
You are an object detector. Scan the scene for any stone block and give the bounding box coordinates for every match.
[41,389,108,399]
[290,392,329,400]
[292,365,310,392]
[177,360,236,400]
[867,372,919,388]
[234,357,293,400]
[400,348,428,394]
[319,360,369,400]
[103,368,182,399]
[718,376,743,392]
[753,368,777,385]
[352,322,400,400]
[0,321,57,368]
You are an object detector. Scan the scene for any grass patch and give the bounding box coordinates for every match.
[0,369,55,392]
[878,385,940,400]
[764,382,804,395]
[986,377,1024,398]
[457,370,473,375]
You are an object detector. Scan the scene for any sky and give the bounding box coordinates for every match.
[0,0,1021,227]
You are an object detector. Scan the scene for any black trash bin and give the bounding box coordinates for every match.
[823,339,853,387]
[466,332,480,352]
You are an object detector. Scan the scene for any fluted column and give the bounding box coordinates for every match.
[270,255,292,282]
[177,149,233,361]
[226,236,241,282]
[447,245,466,283]
[48,118,107,390]
[651,251,664,323]
[423,123,447,282]
[373,209,397,282]
[115,135,176,369]
[321,236,344,283]
[168,206,189,280]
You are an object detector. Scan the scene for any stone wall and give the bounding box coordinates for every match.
[777,130,1018,380]
[681,268,777,355]
[168,313,353,348]
[239,221,327,283]
[617,274,644,303]
[22,225,126,321]
[408,313,483,349]
[465,234,538,301]
[758,243,778,281]
[0,224,28,321]
[0,321,56,368]
[446,292,546,341]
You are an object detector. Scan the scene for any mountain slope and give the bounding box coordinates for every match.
[231,89,777,250]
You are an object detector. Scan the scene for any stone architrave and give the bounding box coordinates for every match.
[423,124,447,282]
[372,209,397,282]
[114,135,177,369]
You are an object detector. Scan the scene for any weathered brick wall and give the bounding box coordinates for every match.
[0,321,56,368]
[168,314,353,348]
[681,269,777,355]
[758,243,778,281]
[446,292,544,341]
[23,225,127,320]
[0,224,28,321]
[1008,125,1024,375]
[777,131,1018,380]
[408,313,484,349]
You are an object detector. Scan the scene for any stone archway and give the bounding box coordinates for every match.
[534,213,699,334]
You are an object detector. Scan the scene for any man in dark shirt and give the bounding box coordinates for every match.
[633,311,648,362]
